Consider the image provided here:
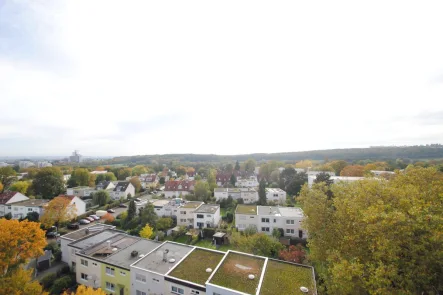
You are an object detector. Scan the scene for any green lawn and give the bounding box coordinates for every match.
[194,239,232,252]
[220,208,227,217]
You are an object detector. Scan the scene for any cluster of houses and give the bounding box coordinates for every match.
[60,224,316,295]
[0,191,86,219]
[67,181,136,201]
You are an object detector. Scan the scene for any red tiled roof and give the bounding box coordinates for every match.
[165,180,195,192]
[0,192,19,205]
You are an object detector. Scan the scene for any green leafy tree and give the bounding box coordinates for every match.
[244,159,256,173]
[159,177,165,185]
[224,163,234,174]
[314,172,333,186]
[298,167,443,294]
[0,167,17,192]
[285,172,307,196]
[194,181,211,202]
[24,211,40,222]
[258,179,267,205]
[9,181,31,195]
[140,203,158,228]
[207,169,217,191]
[279,167,296,190]
[156,217,173,231]
[132,165,148,176]
[329,160,348,176]
[234,160,240,171]
[95,172,117,184]
[32,167,65,199]
[117,168,132,180]
[129,177,142,193]
[231,232,283,257]
[229,173,237,187]
[127,200,136,221]
[92,190,110,206]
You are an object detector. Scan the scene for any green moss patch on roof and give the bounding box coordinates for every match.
[260,260,315,295]
[236,205,257,215]
[210,252,264,294]
[169,249,224,285]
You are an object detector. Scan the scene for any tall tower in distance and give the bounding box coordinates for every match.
[69,150,83,163]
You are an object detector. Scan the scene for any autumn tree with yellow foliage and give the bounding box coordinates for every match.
[63,285,107,295]
[139,224,154,239]
[0,268,48,295]
[299,167,443,294]
[40,196,77,228]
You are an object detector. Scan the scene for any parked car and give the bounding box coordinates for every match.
[85,217,95,222]
[107,209,115,213]
[134,198,141,202]
[67,223,80,230]
[46,231,60,238]
[79,219,90,224]
[90,215,100,220]
[119,204,128,208]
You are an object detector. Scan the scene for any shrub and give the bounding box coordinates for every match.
[40,273,57,289]
[50,275,73,294]
[203,228,216,238]
[190,234,199,245]
[56,265,71,276]
[226,212,234,223]
[44,241,59,252]
[102,213,115,224]
[111,219,121,227]
[53,250,62,262]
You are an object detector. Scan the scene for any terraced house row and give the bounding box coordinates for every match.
[61,225,316,295]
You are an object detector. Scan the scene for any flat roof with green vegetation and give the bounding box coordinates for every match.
[260,260,316,295]
[181,202,203,209]
[169,249,224,285]
[210,252,265,294]
[235,205,257,215]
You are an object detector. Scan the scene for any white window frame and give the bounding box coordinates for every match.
[171,286,185,295]
[80,273,88,281]
[136,291,147,295]
[135,273,146,283]
[105,282,115,291]
[80,259,88,266]
[105,266,115,276]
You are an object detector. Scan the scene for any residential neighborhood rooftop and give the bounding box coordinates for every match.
[194,204,220,214]
[235,204,257,215]
[0,191,23,204]
[214,188,257,193]
[132,242,194,275]
[278,207,304,218]
[168,248,224,286]
[82,234,139,256]
[257,206,282,216]
[209,251,265,294]
[63,226,116,242]
[10,199,49,207]
[181,201,203,209]
[97,238,161,270]
[114,182,131,192]
[260,260,316,295]
[265,188,285,193]
[152,199,170,207]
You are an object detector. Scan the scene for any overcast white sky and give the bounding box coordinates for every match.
[1,0,443,157]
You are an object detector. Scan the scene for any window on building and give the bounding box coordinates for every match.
[213,293,221,295]
[152,278,159,283]
[180,211,186,214]
[105,282,115,291]
[92,262,98,266]
[80,273,88,281]
[105,266,114,276]
[299,230,303,238]
[286,220,295,224]
[206,214,211,217]
[7,206,11,210]
[197,214,204,219]
[28,208,33,212]
[171,286,184,294]
[261,227,270,232]
[136,291,147,295]
[250,216,254,218]
[135,273,146,282]
[261,218,269,223]
[273,219,276,223]
[286,229,295,234]
[120,271,126,276]
[191,290,200,294]
[80,259,88,266]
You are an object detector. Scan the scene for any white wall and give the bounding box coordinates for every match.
[176,205,202,227]
[164,191,190,198]
[194,208,220,229]
[235,214,258,231]
[265,190,286,204]
[206,283,245,295]
[10,204,44,219]
[130,268,164,295]
[71,196,86,216]
[164,280,206,295]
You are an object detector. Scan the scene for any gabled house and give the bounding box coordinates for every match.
[111,182,135,200]
[164,180,195,198]
[10,199,49,219]
[57,195,86,216]
[0,192,29,217]
[96,181,115,191]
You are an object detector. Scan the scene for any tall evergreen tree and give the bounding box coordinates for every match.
[230,173,237,187]
[127,200,136,221]
[258,179,267,205]
[235,160,240,171]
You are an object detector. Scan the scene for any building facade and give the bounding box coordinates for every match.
[164,180,195,198]
[214,188,259,204]
[194,204,221,229]
[265,188,286,204]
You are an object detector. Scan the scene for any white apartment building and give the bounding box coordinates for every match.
[235,175,259,187]
[66,186,97,198]
[307,175,365,188]
[151,198,183,217]
[235,205,307,238]
[9,199,49,219]
[214,188,258,204]
[265,188,286,204]
[176,201,203,227]
[194,204,221,229]
[0,192,29,217]
[18,160,35,169]
[37,161,52,168]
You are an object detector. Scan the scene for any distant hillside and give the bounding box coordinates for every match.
[109,144,443,164]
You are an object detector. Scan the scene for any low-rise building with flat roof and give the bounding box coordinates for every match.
[214,188,258,204]
[265,188,286,204]
[193,204,221,229]
[235,205,306,238]
[176,201,203,227]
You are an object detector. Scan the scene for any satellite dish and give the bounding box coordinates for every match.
[206,268,212,273]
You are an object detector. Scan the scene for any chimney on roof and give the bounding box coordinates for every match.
[163,249,169,262]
